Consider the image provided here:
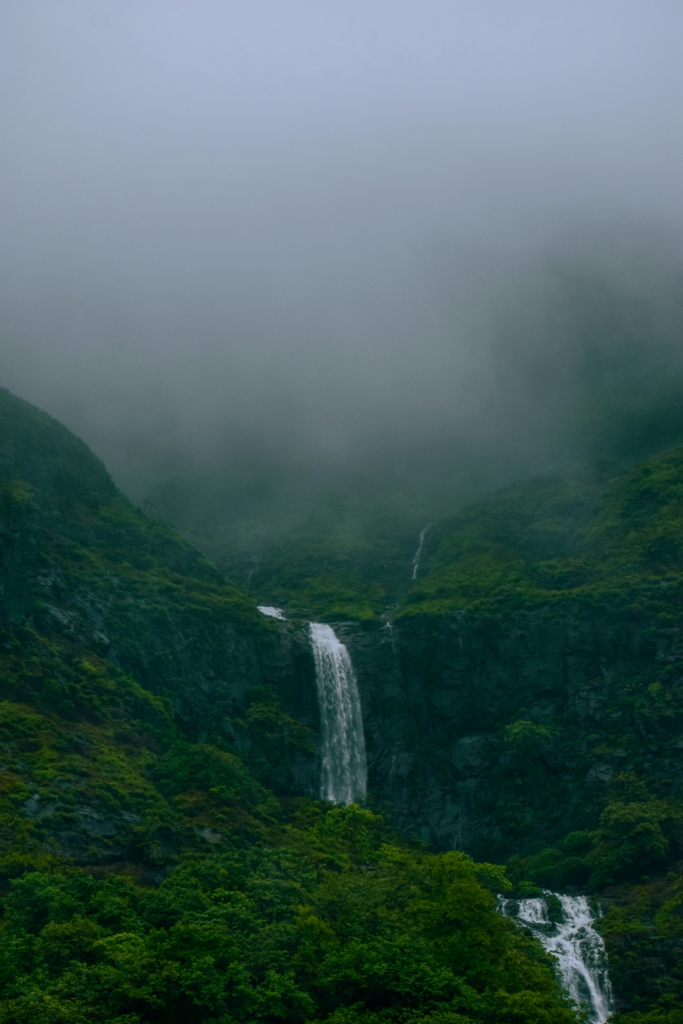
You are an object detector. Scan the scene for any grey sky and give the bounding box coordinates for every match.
[0,1,680,464]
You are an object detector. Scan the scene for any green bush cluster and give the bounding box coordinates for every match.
[599,874,683,1022]
[0,807,582,1024]
[507,774,683,895]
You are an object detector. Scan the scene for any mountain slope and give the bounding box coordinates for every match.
[337,446,683,1017]
[376,446,683,865]
[0,386,317,864]
[0,389,581,1023]
[401,445,683,618]
[0,387,284,727]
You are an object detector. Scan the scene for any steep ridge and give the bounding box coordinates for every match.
[0,389,284,723]
[0,389,583,1023]
[0,387,320,860]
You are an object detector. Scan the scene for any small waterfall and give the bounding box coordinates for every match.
[500,893,613,1023]
[258,606,285,619]
[309,623,367,805]
[382,617,396,652]
[411,524,432,579]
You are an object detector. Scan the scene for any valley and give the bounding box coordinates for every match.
[0,387,681,1021]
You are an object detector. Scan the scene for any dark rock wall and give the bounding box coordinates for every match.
[338,607,683,858]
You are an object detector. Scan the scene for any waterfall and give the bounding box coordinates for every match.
[382,616,397,652]
[309,623,367,805]
[258,606,285,619]
[499,893,613,1023]
[411,524,432,579]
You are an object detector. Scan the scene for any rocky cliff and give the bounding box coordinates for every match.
[338,454,683,870]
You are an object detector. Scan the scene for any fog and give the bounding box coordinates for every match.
[0,1,681,497]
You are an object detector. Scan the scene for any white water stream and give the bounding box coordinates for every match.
[265,606,609,1017]
[411,524,432,579]
[309,622,367,805]
[258,606,285,619]
[500,893,613,1023]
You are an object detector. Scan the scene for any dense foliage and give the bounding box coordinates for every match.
[400,444,683,618]
[0,390,584,1021]
[2,388,683,1018]
[0,807,584,1024]
[388,450,683,1018]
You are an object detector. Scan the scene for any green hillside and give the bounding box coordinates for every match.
[0,389,582,1023]
[399,445,683,620]
[389,449,683,1019]
[0,385,313,868]
[113,302,683,628]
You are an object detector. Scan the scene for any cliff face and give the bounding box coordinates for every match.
[335,450,683,866]
[343,603,682,858]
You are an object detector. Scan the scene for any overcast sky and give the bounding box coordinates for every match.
[0,1,680,466]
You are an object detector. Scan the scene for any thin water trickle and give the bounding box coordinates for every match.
[499,893,613,1023]
[382,618,397,652]
[411,524,432,579]
[309,623,367,805]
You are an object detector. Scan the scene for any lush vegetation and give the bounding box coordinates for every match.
[399,443,683,619]
[0,613,582,1022]
[0,390,586,1021]
[388,448,683,1019]
[2,387,683,1019]
[0,806,586,1024]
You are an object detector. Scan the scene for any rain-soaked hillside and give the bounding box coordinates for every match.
[0,388,591,1023]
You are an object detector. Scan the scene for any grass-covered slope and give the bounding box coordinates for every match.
[242,494,427,622]
[399,444,683,619]
[0,389,583,1023]
[0,386,314,862]
[0,388,287,733]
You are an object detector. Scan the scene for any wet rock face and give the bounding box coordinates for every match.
[272,621,320,735]
[338,608,683,858]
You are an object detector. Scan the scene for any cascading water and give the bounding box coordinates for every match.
[309,623,367,805]
[381,615,397,652]
[258,606,285,619]
[411,524,432,579]
[499,893,613,1023]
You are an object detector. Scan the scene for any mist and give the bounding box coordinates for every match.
[0,1,681,506]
